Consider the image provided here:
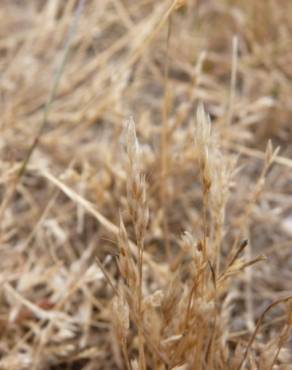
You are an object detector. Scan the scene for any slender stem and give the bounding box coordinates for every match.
[0,0,86,221]
[137,235,146,370]
[160,14,172,260]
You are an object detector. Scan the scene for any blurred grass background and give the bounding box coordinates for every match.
[0,1,292,369]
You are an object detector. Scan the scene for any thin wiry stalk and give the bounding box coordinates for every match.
[0,0,86,221]
[160,14,172,261]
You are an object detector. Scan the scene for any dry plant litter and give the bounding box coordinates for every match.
[0,0,292,369]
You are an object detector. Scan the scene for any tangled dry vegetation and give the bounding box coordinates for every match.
[1,0,292,369]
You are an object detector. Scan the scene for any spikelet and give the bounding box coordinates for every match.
[111,288,130,344]
[194,104,215,192]
[126,117,149,242]
[117,215,138,289]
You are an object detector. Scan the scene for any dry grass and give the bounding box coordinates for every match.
[0,0,292,369]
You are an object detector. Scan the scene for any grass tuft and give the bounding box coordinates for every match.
[0,1,292,369]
